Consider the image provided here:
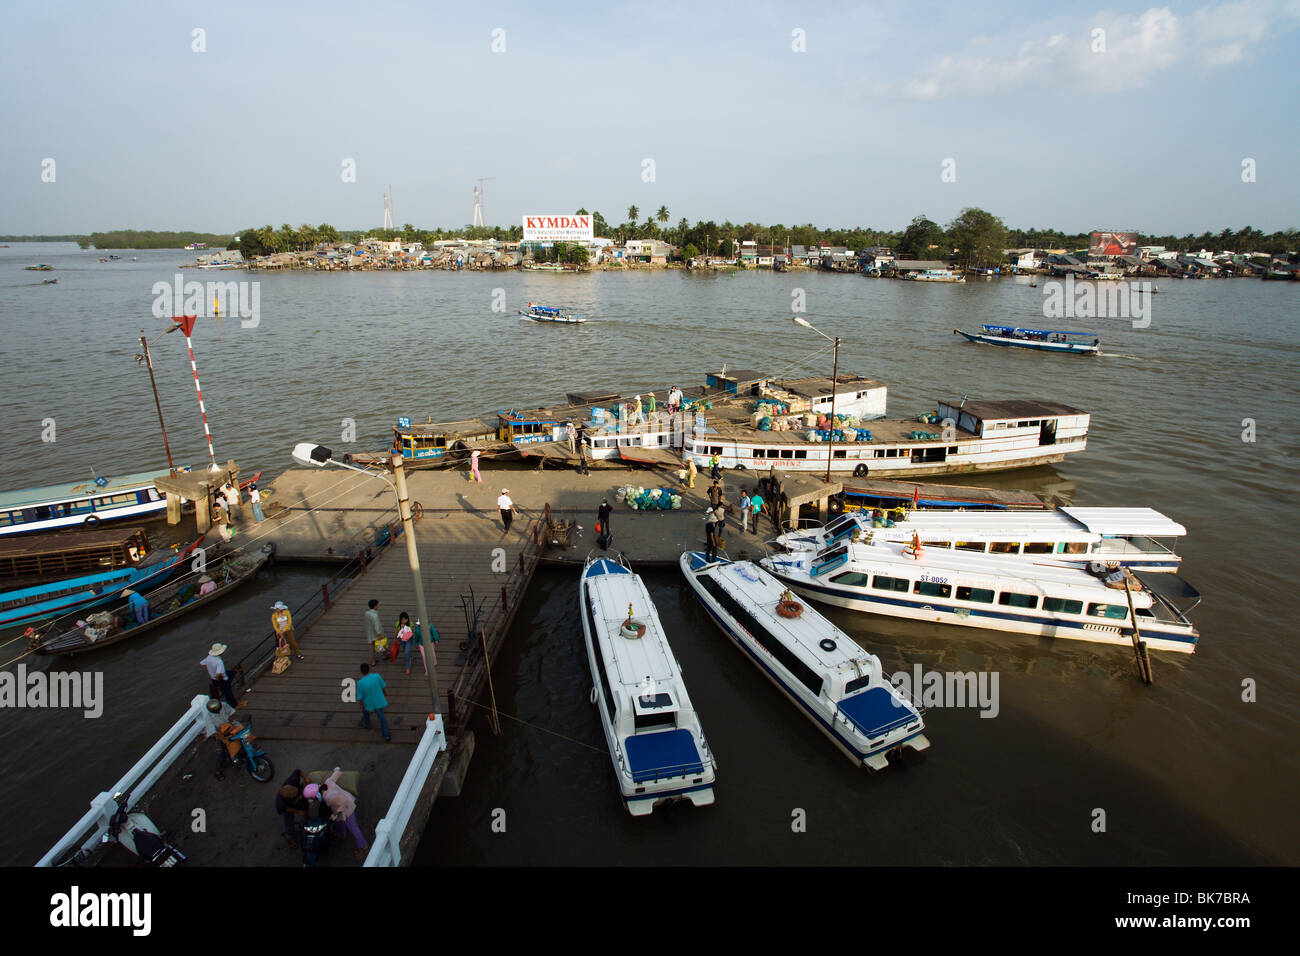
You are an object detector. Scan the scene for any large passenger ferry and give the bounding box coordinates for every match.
[579,553,717,815]
[0,470,171,537]
[680,551,929,769]
[775,508,1186,572]
[760,539,1200,654]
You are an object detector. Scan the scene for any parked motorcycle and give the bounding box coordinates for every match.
[208,700,275,782]
[105,790,186,867]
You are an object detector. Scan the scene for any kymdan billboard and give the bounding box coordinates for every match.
[523,215,594,243]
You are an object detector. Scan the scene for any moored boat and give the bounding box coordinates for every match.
[0,470,172,538]
[0,526,154,584]
[954,325,1099,354]
[760,538,1200,654]
[909,269,965,282]
[34,543,274,656]
[680,551,929,769]
[0,536,204,630]
[579,552,717,815]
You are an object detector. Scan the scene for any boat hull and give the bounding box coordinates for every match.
[955,330,1098,354]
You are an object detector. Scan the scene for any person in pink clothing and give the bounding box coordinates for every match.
[470,449,483,483]
[319,767,367,857]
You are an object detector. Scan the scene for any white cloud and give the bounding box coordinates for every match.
[891,1,1298,100]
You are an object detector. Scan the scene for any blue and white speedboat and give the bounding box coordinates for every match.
[0,537,203,630]
[579,552,717,816]
[954,325,1099,354]
[680,551,929,769]
[518,303,585,324]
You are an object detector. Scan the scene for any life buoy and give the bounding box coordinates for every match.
[853,463,869,478]
[589,686,598,705]
[902,545,925,559]
[819,638,837,652]
[84,514,100,526]
[620,619,647,639]
[776,599,803,619]
[829,497,844,515]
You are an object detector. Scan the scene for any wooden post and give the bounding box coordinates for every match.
[1124,574,1153,685]
[479,626,501,736]
[194,485,211,533]
[321,583,331,610]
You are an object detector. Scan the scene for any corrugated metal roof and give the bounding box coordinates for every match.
[1060,507,1186,537]
[939,399,1087,420]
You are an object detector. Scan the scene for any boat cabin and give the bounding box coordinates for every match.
[0,471,168,537]
[0,527,151,580]
[497,411,562,445]
[937,398,1089,443]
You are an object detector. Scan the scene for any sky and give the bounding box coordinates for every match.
[1,0,1297,236]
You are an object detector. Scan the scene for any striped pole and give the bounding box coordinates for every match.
[175,315,218,469]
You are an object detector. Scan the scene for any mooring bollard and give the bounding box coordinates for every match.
[500,585,508,609]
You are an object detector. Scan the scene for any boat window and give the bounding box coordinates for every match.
[956,586,994,603]
[998,592,1039,609]
[872,575,910,592]
[829,571,870,587]
[697,575,824,696]
[1044,597,1084,615]
[922,540,951,549]
[824,514,856,538]
[989,542,1020,554]
[811,545,848,577]
[633,710,676,732]
[875,450,886,458]
[844,674,872,695]
[832,449,846,459]
[1022,542,1053,554]
[956,541,986,553]
[1086,603,1129,620]
[885,449,898,458]
[914,580,952,598]
[753,448,766,459]
[794,450,807,459]
[779,449,793,459]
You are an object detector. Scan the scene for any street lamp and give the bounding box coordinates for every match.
[291,442,439,717]
[792,317,841,483]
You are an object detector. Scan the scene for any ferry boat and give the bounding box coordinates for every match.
[775,507,1186,572]
[184,242,208,251]
[909,269,965,283]
[0,537,203,630]
[523,262,566,272]
[579,552,717,815]
[518,303,586,324]
[954,325,1100,355]
[35,543,274,656]
[680,551,929,769]
[0,470,171,537]
[760,539,1200,654]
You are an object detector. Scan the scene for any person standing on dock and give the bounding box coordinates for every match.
[248,483,264,523]
[597,498,613,543]
[707,480,723,509]
[686,457,697,489]
[703,508,719,562]
[470,449,483,483]
[669,386,683,413]
[633,395,644,425]
[200,643,242,709]
[750,490,765,535]
[710,454,721,481]
[646,392,657,417]
[271,600,304,660]
[355,665,391,745]
[498,489,516,532]
[566,421,576,454]
[740,490,752,534]
[577,425,590,476]
[364,599,384,665]
[222,482,241,521]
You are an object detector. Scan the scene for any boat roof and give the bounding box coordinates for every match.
[0,527,147,559]
[0,470,170,510]
[583,560,682,688]
[1059,507,1186,537]
[981,325,1099,336]
[937,399,1086,421]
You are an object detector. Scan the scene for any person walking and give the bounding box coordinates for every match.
[597,498,613,539]
[740,490,752,534]
[686,458,697,489]
[750,490,765,536]
[632,395,644,426]
[577,432,590,476]
[200,643,241,709]
[394,610,434,675]
[356,663,391,743]
[248,482,265,523]
[271,600,303,660]
[703,508,718,562]
[364,599,384,665]
[565,421,576,454]
[470,449,483,483]
[124,588,149,625]
[498,489,515,533]
[275,769,310,847]
[710,454,721,481]
[319,767,369,858]
[646,392,657,418]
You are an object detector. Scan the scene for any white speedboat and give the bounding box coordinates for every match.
[775,507,1186,572]
[519,304,585,324]
[579,552,717,815]
[680,551,929,769]
[760,539,1200,654]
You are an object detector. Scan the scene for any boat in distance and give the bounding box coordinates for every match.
[518,303,586,324]
[775,507,1186,572]
[761,537,1200,654]
[954,325,1100,355]
[579,552,717,815]
[35,544,274,656]
[680,551,929,769]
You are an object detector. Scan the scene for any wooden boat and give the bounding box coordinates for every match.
[34,544,274,656]
[24,264,53,271]
[522,262,566,272]
[42,278,58,285]
[518,303,585,324]
[909,269,965,282]
[0,526,153,583]
[0,536,203,630]
[954,325,1099,354]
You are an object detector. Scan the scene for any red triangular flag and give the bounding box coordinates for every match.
[174,314,198,337]
[912,485,920,507]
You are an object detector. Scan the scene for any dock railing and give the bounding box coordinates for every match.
[231,522,399,691]
[363,715,447,867]
[446,517,544,736]
[35,693,224,867]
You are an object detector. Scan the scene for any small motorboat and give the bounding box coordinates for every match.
[955,325,1099,355]
[519,303,586,324]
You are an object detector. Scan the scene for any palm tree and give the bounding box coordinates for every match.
[627,205,639,224]
[657,206,669,230]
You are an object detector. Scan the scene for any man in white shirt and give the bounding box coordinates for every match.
[497,489,515,532]
[565,421,576,453]
[200,642,242,709]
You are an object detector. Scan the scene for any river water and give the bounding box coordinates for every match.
[0,244,1296,865]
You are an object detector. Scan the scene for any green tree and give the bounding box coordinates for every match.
[657,206,669,230]
[627,205,639,225]
[897,215,945,259]
[682,242,700,260]
[948,207,1007,268]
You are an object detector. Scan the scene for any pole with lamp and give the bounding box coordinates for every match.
[291,443,440,718]
[792,316,840,484]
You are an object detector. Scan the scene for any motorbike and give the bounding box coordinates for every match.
[297,800,333,867]
[208,700,275,782]
[105,790,186,867]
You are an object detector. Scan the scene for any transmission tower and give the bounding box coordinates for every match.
[382,186,394,230]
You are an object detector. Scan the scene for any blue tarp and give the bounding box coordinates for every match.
[836,686,916,737]
[585,559,630,577]
[624,729,704,783]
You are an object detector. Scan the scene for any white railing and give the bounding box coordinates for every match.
[364,715,447,867]
[36,694,222,867]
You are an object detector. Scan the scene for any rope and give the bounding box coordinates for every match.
[453,694,610,755]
